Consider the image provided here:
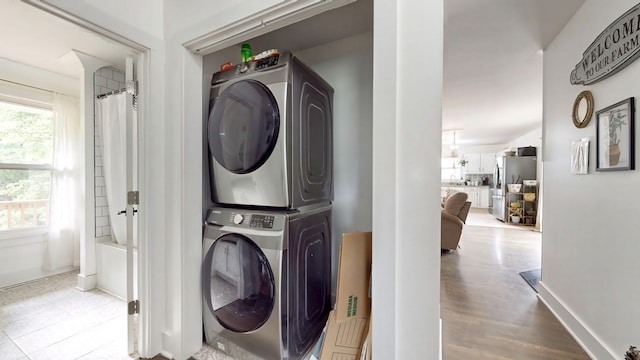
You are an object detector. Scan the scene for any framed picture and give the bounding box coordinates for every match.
[596,97,635,171]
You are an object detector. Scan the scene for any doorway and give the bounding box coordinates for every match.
[0,1,143,358]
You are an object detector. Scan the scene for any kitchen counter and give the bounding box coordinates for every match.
[441,185,491,208]
[441,184,491,188]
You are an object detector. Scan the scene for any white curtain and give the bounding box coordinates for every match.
[95,93,128,245]
[44,94,81,271]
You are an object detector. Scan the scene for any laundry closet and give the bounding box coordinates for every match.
[7,1,442,359]
[199,1,373,358]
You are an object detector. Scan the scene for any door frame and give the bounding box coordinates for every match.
[21,1,153,356]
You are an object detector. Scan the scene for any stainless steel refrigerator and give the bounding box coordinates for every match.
[492,156,537,222]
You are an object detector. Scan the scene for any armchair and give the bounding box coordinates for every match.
[441,191,471,250]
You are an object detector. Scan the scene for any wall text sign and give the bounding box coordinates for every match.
[571,3,640,85]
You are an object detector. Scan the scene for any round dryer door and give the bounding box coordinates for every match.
[202,233,275,333]
[208,80,280,174]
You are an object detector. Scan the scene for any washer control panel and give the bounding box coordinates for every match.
[206,208,285,231]
[249,214,275,229]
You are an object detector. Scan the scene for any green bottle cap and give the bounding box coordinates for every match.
[241,43,252,62]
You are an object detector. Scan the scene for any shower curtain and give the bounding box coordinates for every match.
[95,93,128,245]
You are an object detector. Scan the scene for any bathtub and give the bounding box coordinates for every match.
[96,238,138,300]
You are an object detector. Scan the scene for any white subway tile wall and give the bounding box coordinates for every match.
[94,67,126,242]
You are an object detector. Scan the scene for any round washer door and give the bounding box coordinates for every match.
[208,80,280,174]
[202,233,275,333]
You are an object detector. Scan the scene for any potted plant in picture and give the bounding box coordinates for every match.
[608,109,627,166]
[625,346,640,360]
[457,159,468,167]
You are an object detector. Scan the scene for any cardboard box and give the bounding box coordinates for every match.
[361,317,372,360]
[335,232,372,322]
[319,232,372,360]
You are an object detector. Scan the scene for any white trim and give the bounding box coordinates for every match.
[0,163,52,171]
[76,272,97,291]
[133,47,162,358]
[183,0,355,55]
[0,58,78,97]
[21,0,149,53]
[439,319,443,360]
[0,227,47,243]
[179,47,205,359]
[0,265,76,290]
[0,89,53,111]
[538,282,615,360]
[17,3,155,356]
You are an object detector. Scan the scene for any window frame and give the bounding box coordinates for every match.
[0,99,54,234]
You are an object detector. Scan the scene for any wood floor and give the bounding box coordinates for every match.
[441,224,591,360]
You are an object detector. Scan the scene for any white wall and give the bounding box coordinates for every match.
[0,234,72,288]
[164,0,282,40]
[166,0,356,55]
[373,0,442,358]
[541,0,640,358]
[0,58,78,96]
[41,0,163,43]
[457,144,506,154]
[505,127,542,150]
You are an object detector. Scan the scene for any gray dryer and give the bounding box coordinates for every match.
[207,52,333,209]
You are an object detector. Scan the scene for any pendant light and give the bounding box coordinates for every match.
[450,130,459,158]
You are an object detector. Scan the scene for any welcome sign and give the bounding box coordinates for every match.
[571,3,640,85]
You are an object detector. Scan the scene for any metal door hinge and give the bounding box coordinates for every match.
[128,191,139,206]
[128,300,139,315]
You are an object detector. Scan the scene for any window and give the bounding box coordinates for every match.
[441,157,464,182]
[0,102,53,230]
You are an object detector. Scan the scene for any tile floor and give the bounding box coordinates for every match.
[0,271,315,360]
[0,271,132,360]
[192,339,317,360]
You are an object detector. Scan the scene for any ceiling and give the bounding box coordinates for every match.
[0,0,584,147]
[0,0,133,78]
[443,0,584,147]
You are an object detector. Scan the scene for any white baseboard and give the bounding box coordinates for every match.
[439,318,443,360]
[537,281,615,360]
[76,273,97,291]
[0,266,76,289]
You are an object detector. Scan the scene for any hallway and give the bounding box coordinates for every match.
[441,224,590,359]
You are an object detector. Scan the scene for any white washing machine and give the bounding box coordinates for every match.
[207,52,333,209]
[202,205,332,360]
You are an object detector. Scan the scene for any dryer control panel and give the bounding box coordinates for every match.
[254,54,280,70]
[235,54,281,74]
[211,52,291,85]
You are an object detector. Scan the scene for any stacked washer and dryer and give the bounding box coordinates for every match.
[202,52,334,360]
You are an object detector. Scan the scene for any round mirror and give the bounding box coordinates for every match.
[572,91,594,128]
